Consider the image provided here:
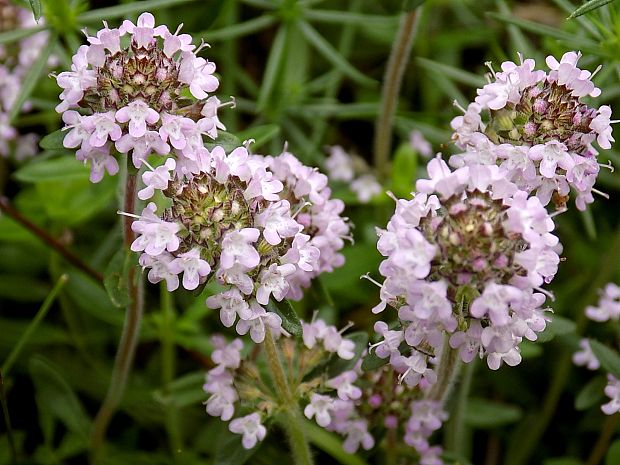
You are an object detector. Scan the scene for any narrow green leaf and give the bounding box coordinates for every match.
[77,0,197,22]
[199,15,276,42]
[14,156,88,182]
[9,32,57,123]
[487,12,599,49]
[103,249,131,308]
[589,339,620,380]
[298,20,377,88]
[575,375,606,410]
[29,356,90,440]
[417,57,485,87]
[570,0,616,18]
[1,274,67,375]
[256,25,288,110]
[580,207,597,240]
[39,128,65,150]
[361,350,389,372]
[464,398,522,428]
[205,131,242,152]
[28,0,42,21]
[327,332,368,377]
[304,10,399,26]
[266,299,302,338]
[391,143,418,198]
[0,25,46,45]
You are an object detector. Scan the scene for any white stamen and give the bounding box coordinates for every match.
[117,210,141,219]
[361,273,383,288]
[453,99,467,113]
[592,187,610,199]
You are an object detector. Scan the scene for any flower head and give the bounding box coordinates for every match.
[372,158,559,372]
[55,12,225,181]
[451,52,613,210]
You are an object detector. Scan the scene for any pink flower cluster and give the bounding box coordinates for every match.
[0,3,52,159]
[204,319,360,450]
[324,146,382,204]
[130,146,349,340]
[266,150,351,298]
[371,158,558,374]
[451,52,614,210]
[203,336,268,448]
[300,319,376,454]
[55,13,225,182]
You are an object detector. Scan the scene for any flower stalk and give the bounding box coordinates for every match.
[264,328,314,465]
[90,159,144,464]
[373,7,422,181]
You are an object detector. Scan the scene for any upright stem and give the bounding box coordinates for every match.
[263,329,314,465]
[90,162,144,464]
[586,413,620,465]
[373,7,422,181]
[446,358,475,456]
[160,283,183,459]
[426,337,462,402]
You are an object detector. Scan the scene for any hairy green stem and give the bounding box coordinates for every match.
[160,284,183,459]
[264,328,314,465]
[90,166,144,464]
[373,7,422,181]
[445,357,475,456]
[506,222,620,465]
[426,337,461,402]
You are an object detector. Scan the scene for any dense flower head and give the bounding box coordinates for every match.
[203,318,361,450]
[371,157,558,372]
[265,150,351,298]
[0,0,52,158]
[450,52,613,210]
[55,12,226,182]
[131,146,350,339]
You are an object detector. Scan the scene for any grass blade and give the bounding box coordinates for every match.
[256,25,288,111]
[416,57,485,87]
[0,25,46,45]
[77,0,197,23]
[28,0,42,21]
[569,0,617,18]
[8,32,57,123]
[1,274,68,376]
[304,9,399,26]
[487,12,599,51]
[298,19,377,87]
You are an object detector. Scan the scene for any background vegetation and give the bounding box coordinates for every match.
[1,0,620,464]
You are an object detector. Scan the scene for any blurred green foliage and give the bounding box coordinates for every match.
[1,0,620,464]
